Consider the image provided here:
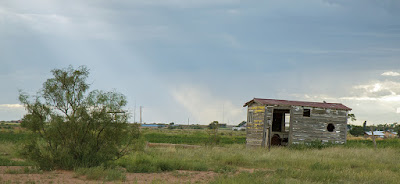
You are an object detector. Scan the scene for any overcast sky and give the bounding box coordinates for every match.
[1,0,400,125]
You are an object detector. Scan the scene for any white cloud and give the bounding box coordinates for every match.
[16,13,71,33]
[341,81,400,120]
[382,71,400,76]
[170,85,245,125]
[0,5,70,32]
[0,3,177,42]
[0,104,25,121]
[0,4,120,41]
[0,104,24,108]
[354,81,400,97]
[397,107,400,114]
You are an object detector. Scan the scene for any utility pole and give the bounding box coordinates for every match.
[222,104,224,124]
[370,126,377,149]
[133,101,136,123]
[139,106,143,124]
[188,117,190,126]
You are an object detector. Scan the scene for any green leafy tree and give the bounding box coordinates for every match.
[348,114,356,122]
[349,125,364,137]
[207,121,220,145]
[237,121,246,127]
[208,121,219,129]
[19,66,140,170]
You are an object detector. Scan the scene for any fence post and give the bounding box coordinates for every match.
[370,127,377,149]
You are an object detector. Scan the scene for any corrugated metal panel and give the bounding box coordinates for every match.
[244,98,352,111]
[365,131,385,136]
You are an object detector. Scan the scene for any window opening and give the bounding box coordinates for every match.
[327,123,335,132]
[284,113,290,132]
[248,111,254,123]
[272,109,290,132]
[303,109,311,117]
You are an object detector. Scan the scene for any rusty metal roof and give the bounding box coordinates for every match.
[244,98,352,111]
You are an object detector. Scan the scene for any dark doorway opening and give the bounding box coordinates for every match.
[272,109,290,132]
[271,109,291,146]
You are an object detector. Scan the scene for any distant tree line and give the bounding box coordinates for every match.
[349,123,400,137]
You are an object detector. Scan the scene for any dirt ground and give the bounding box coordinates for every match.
[0,166,219,183]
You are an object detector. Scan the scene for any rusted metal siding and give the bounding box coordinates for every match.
[244,98,352,111]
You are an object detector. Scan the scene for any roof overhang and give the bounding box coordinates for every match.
[244,98,352,111]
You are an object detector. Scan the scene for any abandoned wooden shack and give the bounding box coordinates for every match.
[243,98,352,147]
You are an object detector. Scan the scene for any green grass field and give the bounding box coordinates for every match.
[142,129,246,145]
[1,129,400,183]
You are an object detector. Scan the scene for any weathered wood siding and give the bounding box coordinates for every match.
[246,104,348,147]
[263,106,273,146]
[246,104,265,147]
[290,106,348,144]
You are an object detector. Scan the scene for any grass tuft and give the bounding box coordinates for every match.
[5,166,43,174]
[74,166,126,181]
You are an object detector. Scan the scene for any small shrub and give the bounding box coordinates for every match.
[157,160,176,172]
[289,140,336,150]
[186,162,208,171]
[18,66,140,170]
[223,154,247,166]
[192,125,202,129]
[214,165,237,174]
[0,157,31,166]
[122,153,158,173]
[206,121,220,145]
[75,166,126,181]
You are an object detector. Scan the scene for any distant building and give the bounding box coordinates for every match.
[384,131,397,138]
[219,124,227,128]
[364,131,385,138]
[365,131,397,139]
[141,124,166,128]
[232,122,246,131]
